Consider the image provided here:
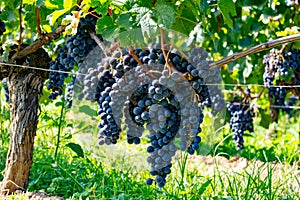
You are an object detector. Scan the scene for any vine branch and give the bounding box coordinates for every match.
[11,25,67,61]
[209,34,300,69]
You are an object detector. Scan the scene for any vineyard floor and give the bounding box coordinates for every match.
[2,150,299,199]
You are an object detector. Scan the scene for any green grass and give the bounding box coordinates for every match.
[0,96,299,199]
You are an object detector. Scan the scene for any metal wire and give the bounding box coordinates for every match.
[1,62,300,110]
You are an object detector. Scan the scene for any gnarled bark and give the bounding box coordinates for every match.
[0,72,44,194]
[0,48,50,194]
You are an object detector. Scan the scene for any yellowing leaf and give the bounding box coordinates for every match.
[45,0,59,9]
[50,10,67,25]
[64,0,77,10]
[23,0,37,4]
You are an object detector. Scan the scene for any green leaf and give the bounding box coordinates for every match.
[78,105,97,117]
[200,0,209,13]
[66,142,84,158]
[50,0,76,25]
[55,101,64,107]
[23,0,37,4]
[171,6,197,35]
[130,6,157,37]
[45,0,61,9]
[218,0,237,28]
[96,16,119,40]
[118,28,144,47]
[0,7,17,21]
[118,14,132,29]
[155,4,175,29]
[198,179,212,195]
[36,0,45,7]
[259,108,272,129]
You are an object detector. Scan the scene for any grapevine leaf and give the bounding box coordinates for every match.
[50,0,76,25]
[63,0,77,10]
[23,0,37,4]
[66,143,84,158]
[0,7,17,21]
[119,28,144,47]
[155,4,175,29]
[44,0,61,9]
[130,6,157,37]
[96,15,119,40]
[51,10,67,25]
[36,0,44,7]
[199,0,209,13]
[78,105,97,117]
[259,108,272,129]
[139,11,157,37]
[118,14,132,29]
[171,3,197,35]
[218,0,237,28]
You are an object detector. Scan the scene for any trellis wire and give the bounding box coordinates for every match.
[1,62,300,110]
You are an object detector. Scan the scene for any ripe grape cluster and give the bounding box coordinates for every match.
[0,19,5,36]
[47,14,99,100]
[227,98,254,151]
[80,46,219,187]
[65,76,76,108]
[187,48,224,114]
[263,48,300,114]
[283,95,299,116]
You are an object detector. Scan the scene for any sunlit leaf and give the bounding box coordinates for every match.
[218,0,237,28]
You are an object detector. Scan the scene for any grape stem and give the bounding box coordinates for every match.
[159,28,189,80]
[245,87,266,114]
[209,34,300,69]
[88,30,109,57]
[127,46,157,79]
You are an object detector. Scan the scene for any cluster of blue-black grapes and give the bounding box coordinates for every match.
[263,48,300,114]
[91,46,216,187]
[47,14,99,100]
[227,97,254,151]
[187,47,224,114]
[0,18,5,37]
[65,76,76,108]
[283,95,299,116]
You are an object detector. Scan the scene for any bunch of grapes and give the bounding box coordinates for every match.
[263,48,300,115]
[47,14,99,100]
[85,46,220,187]
[263,49,287,108]
[283,95,299,116]
[227,98,254,151]
[65,76,76,108]
[0,19,5,37]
